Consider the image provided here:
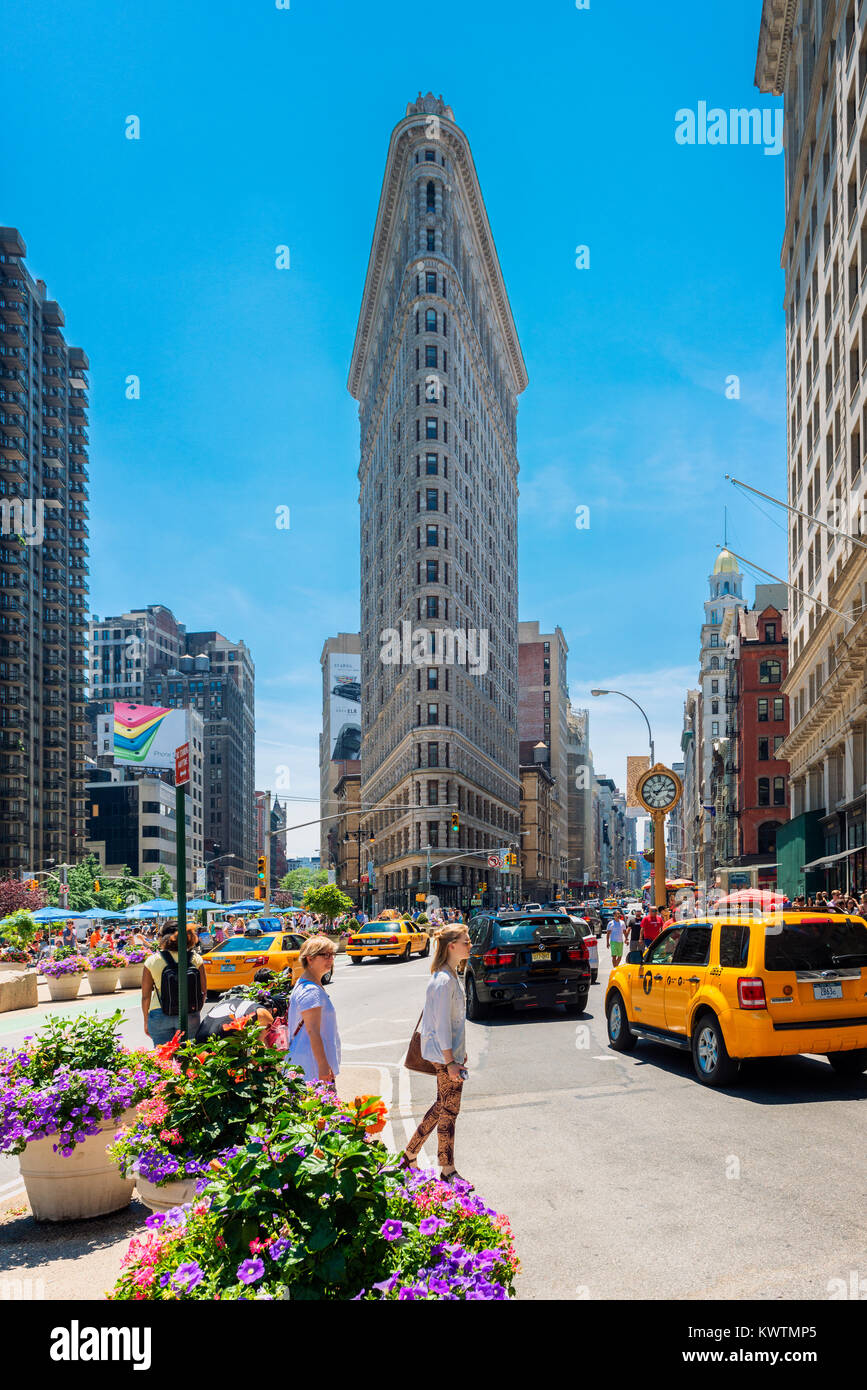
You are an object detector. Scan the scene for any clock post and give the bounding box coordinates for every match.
[635,763,684,912]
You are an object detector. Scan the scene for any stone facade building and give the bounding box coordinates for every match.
[518,620,569,889]
[757,0,867,894]
[348,94,526,911]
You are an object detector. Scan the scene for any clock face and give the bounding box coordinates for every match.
[641,773,678,810]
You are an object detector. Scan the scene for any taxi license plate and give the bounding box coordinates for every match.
[531,951,551,962]
[220,963,236,972]
[813,981,842,1000]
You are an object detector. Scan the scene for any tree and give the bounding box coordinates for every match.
[0,909,39,951]
[0,878,46,919]
[278,866,328,903]
[301,884,353,926]
[42,855,174,911]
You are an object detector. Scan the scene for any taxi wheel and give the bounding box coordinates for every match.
[827,1049,867,1076]
[691,1013,738,1087]
[606,991,636,1052]
[350,955,364,965]
[401,944,411,961]
[419,937,431,958]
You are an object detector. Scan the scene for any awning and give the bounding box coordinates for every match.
[801,846,864,871]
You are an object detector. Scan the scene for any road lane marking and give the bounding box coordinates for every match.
[343,1039,411,1051]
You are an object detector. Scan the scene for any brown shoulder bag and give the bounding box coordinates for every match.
[404,1011,437,1075]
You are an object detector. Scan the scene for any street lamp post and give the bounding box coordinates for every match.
[590,689,655,766]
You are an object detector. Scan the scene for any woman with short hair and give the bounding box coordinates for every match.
[286,935,340,1084]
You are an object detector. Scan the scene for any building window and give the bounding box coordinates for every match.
[427,703,439,725]
[427,668,438,690]
[758,777,770,806]
[427,820,439,846]
[426,559,438,582]
[427,781,439,806]
[710,634,719,647]
[712,721,719,736]
[426,595,439,618]
[426,524,438,545]
[426,489,438,511]
[425,272,437,293]
[425,345,438,368]
[759,659,781,684]
[711,700,719,714]
[426,228,435,251]
[426,181,436,211]
[711,679,719,694]
[427,741,439,767]
[765,623,777,642]
[426,452,438,474]
[774,735,784,755]
[425,309,437,332]
[773,697,784,721]
[773,776,786,806]
[758,698,768,722]
[758,737,769,761]
[425,417,438,439]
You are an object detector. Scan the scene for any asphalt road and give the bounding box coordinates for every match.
[4,949,867,1300]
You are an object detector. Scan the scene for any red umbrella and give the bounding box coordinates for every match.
[715,889,786,910]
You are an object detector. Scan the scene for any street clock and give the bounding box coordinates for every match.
[636,764,683,816]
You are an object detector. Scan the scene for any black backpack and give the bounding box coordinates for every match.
[155,951,204,1016]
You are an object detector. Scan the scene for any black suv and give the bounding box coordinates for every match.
[464,910,591,1019]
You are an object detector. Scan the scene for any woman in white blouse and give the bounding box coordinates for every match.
[402,926,471,1184]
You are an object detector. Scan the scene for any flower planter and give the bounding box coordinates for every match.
[134,1174,198,1213]
[46,973,85,1002]
[118,964,143,989]
[18,1108,137,1222]
[88,970,119,995]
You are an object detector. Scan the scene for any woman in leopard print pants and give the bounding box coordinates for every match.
[403,926,471,1183]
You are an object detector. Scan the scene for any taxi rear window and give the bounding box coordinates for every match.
[359,923,399,934]
[211,936,276,953]
[764,916,867,971]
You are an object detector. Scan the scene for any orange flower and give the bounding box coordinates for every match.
[196,1052,208,1064]
[313,1147,325,1158]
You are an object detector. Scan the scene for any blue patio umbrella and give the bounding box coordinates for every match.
[128,898,178,913]
[82,907,124,920]
[31,908,73,924]
[185,898,225,911]
[224,900,267,912]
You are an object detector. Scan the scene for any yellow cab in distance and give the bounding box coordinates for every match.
[605,909,867,1086]
[202,918,305,995]
[347,919,431,964]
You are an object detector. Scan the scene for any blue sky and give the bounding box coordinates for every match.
[7,0,786,852]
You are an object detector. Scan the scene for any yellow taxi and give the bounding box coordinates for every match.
[347,920,431,964]
[605,910,867,1086]
[203,919,305,995]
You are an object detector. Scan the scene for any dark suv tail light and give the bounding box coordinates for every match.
[567,945,588,962]
[737,977,767,1009]
[483,949,516,967]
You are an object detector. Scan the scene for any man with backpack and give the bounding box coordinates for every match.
[141,922,207,1046]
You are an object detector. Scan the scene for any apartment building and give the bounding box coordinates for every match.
[518,620,569,889]
[0,227,89,875]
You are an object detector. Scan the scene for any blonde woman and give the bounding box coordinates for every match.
[402,925,471,1184]
[286,935,340,1084]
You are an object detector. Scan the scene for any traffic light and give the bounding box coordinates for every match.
[450,812,459,832]
[254,885,264,901]
[257,855,266,882]
[509,852,517,866]
[94,879,101,893]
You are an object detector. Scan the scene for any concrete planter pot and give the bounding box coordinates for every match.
[46,973,86,1002]
[118,964,143,989]
[18,1108,137,1222]
[88,970,119,995]
[134,1174,198,1213]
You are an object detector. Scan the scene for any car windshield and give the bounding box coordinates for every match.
[210,936,276,953]
[360,923,399,934]
[495,916,578,945]
[764,917,867,971]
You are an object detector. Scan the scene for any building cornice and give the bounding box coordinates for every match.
[755,0,798,96]
[348,105,528,402]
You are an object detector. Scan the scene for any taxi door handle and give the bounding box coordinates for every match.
[688,976,701,984]
[654,973,663,981]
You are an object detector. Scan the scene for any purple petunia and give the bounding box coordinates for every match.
[380,1219,404,1242]
[419,1216,448,1236]
[171,1261,205,1292]
[237,1258,265,1285]
[269,1237,291,1260]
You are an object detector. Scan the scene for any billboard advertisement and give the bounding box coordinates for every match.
[113,702,190,770]
[626,755,651,810]
[329,653,361,762]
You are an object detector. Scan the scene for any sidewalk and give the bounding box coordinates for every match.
[0,1063,392,1301]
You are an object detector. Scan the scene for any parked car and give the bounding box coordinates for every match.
[606,910,867,1086]
[464,910,591,1019]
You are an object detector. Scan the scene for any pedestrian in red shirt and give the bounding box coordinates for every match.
[639,907,664,951]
